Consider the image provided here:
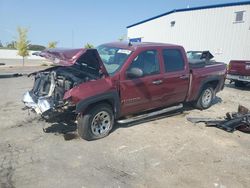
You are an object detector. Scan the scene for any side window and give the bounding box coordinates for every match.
[127,50,160,77]
[163,49,185,72]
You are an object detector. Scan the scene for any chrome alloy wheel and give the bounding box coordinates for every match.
[202,88,213,107]
[91,111,111,136]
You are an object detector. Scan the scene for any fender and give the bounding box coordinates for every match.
[75,90,121,119]
[195,75,223,100]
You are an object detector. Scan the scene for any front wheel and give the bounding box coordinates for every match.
[77,104,114,141]
[195,85,215,110]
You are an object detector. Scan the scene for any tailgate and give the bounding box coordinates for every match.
[228,60,250,76]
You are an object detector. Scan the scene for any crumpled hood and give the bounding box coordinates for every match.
[33,48,108,75]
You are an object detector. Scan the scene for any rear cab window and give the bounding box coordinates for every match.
[162,49,185,72]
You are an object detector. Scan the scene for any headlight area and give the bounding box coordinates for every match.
[58,97,76,112]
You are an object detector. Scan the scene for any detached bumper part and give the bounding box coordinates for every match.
[187,105,250,133]
[22,91,51,114]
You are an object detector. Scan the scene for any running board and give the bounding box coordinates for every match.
[117,104,183,124]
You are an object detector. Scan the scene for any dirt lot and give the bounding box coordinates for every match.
[0,67,250,188]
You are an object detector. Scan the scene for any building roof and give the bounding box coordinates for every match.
[127,1,250,28]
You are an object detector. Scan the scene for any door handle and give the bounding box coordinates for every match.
[179,75,189,80]
[152,80,163,85]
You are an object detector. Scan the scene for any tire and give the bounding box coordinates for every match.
[195,85,215,110]
[77,104,114,141]
[234,81,246,88]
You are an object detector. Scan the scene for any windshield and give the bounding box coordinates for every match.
[96,45,132,75]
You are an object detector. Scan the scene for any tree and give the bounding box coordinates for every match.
[48,41,58,48]
[6,41,17,49]
[0,41,3,48]
[84,43,94,49]
[28,44,46,51]
[16,27,30,66]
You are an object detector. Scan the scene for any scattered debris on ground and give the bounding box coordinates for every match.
[187,105,250,133]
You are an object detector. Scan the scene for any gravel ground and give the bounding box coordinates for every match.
[0,67,249,188]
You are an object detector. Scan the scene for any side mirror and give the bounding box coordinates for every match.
[126,67,143,79]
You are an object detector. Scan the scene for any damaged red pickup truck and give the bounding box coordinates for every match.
[23,42,226,140]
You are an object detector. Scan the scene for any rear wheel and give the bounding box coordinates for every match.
[77,104,114,141]
[234,81,246,88]
[195,85,215,110]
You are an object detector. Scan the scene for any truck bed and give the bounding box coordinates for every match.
[188,59,224,69]
[186,62,227,102]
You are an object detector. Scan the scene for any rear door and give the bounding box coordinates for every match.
[160,48,189,106]
[119,49,165,116]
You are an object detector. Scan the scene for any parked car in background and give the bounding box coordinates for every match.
[227,60,250,87]
[23,42,226,140]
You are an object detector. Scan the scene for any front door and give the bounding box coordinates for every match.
[119,49,164,116]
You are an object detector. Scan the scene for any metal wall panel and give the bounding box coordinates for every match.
[127,5,250,63]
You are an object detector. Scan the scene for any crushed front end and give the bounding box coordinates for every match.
[22,65,97,119]
[22,48,108,120]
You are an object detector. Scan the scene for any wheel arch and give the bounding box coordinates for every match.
[196,76,220,101]
[75,90,121,119]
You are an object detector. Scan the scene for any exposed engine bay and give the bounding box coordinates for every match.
[34,65,96,104]
[23,48,106,119]
[23,65,98,118]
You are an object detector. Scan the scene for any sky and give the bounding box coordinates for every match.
[0,0,249,47]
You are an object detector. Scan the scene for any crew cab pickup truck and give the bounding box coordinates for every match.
[23,42,226,140]
[227,60,250,87]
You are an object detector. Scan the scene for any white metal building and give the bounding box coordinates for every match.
[127,1,250,63]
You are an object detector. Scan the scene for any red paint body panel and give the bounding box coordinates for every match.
[38,48,108,75]
[119,74,165,115]
[64,78,114,104]
[228,60,250,76]
[39,48,86,66]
